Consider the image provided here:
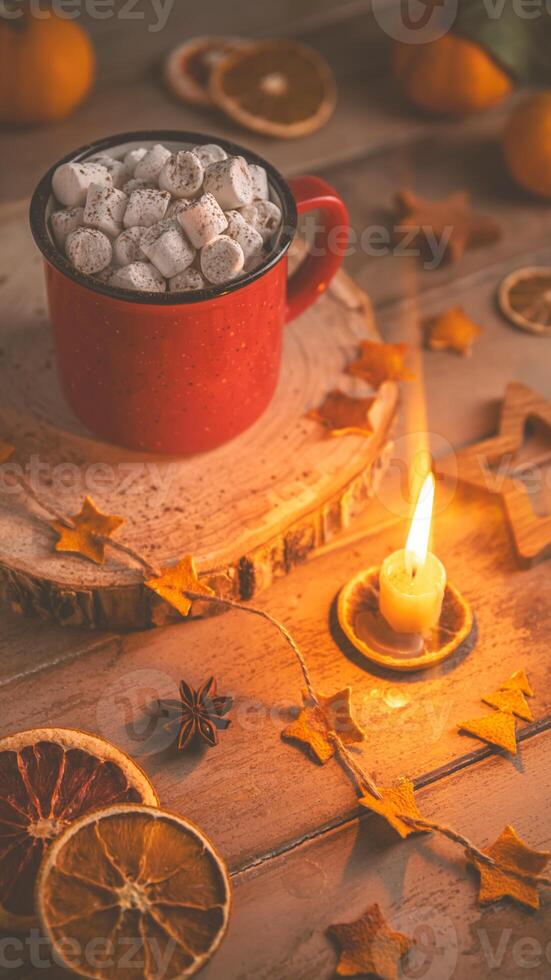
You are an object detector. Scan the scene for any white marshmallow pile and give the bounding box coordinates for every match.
[50,143,283,294]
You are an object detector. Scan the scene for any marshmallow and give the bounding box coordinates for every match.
[203,156,253,210]
[95,265,115,283]
[169,268,207,292]
[89,154,129,189]
[200,235,244,285]
[159,150,204,199]
[65,227,112,275]
[123,147,148,173]
[52,161,112,207]
[122,177,156,196]
[141,226,195,279]
[124,188,171,228]
[225,210,264,263]
[50,206,84,249]
[192,143,227,168]
[83,184,128,238]
[134,144,172,182]
[249,164,269,201]
[177,192,227,249]
[113,226,146,266]
[240,200,282,245]
[109,262,166,293]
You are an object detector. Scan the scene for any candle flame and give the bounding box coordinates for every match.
[405,473,435,576]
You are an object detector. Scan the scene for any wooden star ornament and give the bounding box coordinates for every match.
[394,189,502,265]
[52,496,124,564]
[347,341,415,389]
[145,555,214,618]
[307,390,375,437]
[281,687,365,764]
[359,778,427,839]
[469,825,550,910]
[328,903,414,979]
[437,383,551,565]
[424,306,483,356]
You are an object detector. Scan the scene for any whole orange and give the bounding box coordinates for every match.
[392,33,513,116]
[0,10,95,125]
[504,92,551,199]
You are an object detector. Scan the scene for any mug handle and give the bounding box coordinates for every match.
[285,175,349,324]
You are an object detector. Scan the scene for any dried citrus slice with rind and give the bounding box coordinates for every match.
[498,267,551,336]
[164,35,248,107]
[210,40,337,139]
[37,804,231,979]
[0,728,158,930]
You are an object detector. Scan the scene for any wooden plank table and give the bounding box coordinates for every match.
[1,6,550,978]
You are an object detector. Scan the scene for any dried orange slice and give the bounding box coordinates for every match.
[0,728,158,930]
[164,35,247,107]
[499,267,551,336]
[37,804,231,979]
[210,40,337,139]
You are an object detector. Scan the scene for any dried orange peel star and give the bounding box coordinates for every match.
[281,688,365,764]
[482,688,534,722]
[0,442,14,464]
[500,669,534,698]
[359,778,426,839]
[307,390,375,437]
[145,555,214,618]
[424,307,483,356]
[458,712,517,754]
[469,825,550,910]
[394,189,502,265]
[52,496,124,565]
[347,341,415,389]
[328,902,414,980]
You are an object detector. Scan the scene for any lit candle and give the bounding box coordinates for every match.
[379,474,446,634]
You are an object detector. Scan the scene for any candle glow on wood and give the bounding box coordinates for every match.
[379,473,447,635]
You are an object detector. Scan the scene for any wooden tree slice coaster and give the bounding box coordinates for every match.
[338,567,474,673]
[0,206,398,630]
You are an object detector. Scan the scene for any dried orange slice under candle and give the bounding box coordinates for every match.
[37,804,231,980]
[0,728,158,930]
[209,40,337,138]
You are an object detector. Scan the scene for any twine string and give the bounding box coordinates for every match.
[9,475,550,893]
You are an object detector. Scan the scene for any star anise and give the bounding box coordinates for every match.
[159,678,233,750]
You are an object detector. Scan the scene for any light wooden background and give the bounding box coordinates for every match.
[1,3,551,978]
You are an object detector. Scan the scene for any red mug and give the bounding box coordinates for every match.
[30,131,349,454]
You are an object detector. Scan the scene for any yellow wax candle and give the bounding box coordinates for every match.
[379,474,446,634]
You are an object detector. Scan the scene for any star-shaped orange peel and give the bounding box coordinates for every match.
[482,688,533,722]
[359,778,426,839]
[145,555,215,618]
[468,825,550,910]
[458,712,517,754]
[394,189,502,265]
[51,496,124,564]
[500,668,533,698]
[328,902,414,979]
[307,389,375,437]
[281,688,365,764]
[347,341,415,389]
[424,306,482,356]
